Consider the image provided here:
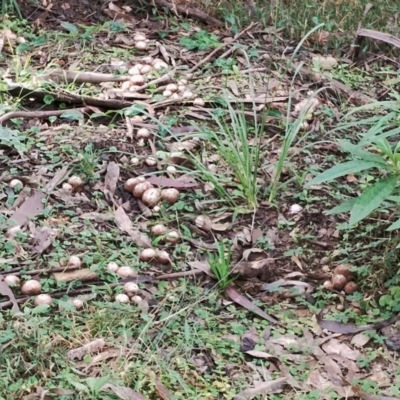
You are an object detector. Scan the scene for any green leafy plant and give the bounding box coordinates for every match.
[180,30,221,51]
[305,101,400,229]
[208,241,237,290]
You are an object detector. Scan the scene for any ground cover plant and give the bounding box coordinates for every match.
[2,0,400,399]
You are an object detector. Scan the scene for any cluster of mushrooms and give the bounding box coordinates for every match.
[101,30,205,106]
[323,264,358,295]
[4,256,85,308]
[124,176,180,211]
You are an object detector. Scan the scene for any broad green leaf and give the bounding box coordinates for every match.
[61,110,83,121]
[349,176,398,226]
[61,22,78,33]
[337,139,386,165]
[326,198,357,215]
[387,217,400,231]
[305,161,382,187]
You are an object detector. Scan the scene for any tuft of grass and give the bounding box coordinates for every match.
[208,240,238,290]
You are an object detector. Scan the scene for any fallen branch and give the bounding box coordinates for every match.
[0,107,90,124]
[153,0,224,27]
[42,70,131,84]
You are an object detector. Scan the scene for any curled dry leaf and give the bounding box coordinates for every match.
[67,338,106,360]
[114,206,152,248]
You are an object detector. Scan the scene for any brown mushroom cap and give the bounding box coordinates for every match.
[344,281,358,295]
[333,264,353,279]
[332,274,347,290]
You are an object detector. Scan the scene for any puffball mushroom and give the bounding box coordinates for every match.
[115,293,130,303]
[166,166,176,174]
[156,250,170,264]
[140,64,152,74]
[182,91,194,99]
[142,56,153,64]
[131,115,143,122]
[9,179,23,189]
[153,205,160,213]
[130,157,140,165]
[161,188,179,204]
[178,79,188,85]
[289,204,303,215]
[142,188,162,207]
[124,177,145,193]
[132,181,153,198]
[34,294,53,306]
[145,157,157,167]
[68,255,82,268]
[121,80,132,91]
[332,274,347,290]
[71,298,84,309]
[151,224,167,235]
[166,83,178,92]
[134,33,146,42]
[177,85,186,92]
[5,275,20,286]
[135,41,148,50]
[107,262,119,273]
[117,266,136,278]
[193,98,205,106]
[124,282,139,294]
[139,248,156,262]
[323,280,333,290]
[333,264,353,279]
[131,295,143,304]
[21,280,42,295]
[153,60,168,70]
[62,183,73,191]
[68,175,83,188]
[163,90,173,97]
[130,75,145,85]
[344,281,358,295]
[164,229,180,244]
[137,128,150,139]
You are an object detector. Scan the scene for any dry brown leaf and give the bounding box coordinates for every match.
[44,166,69,193]
[31,226,58,254]
[351,332,371,348]
[165,138,201,152]
[114,206,151,248]
[67,338,106,360]
[233,377,287,400]
[101,383,149,400]
[322,339,360,361]
[104,161,120,194]
[0,275,20,313]
[225,285,281,325]
[146,176,199,189]
[8,190,45,228]
[79,212,114,221]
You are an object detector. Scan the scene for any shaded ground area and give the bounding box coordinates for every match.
[2,2,400,399]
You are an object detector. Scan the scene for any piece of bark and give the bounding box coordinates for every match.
[53,269,98,283]
[235,258,275,281]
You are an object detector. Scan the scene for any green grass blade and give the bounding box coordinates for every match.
[337,139,386,164]
[305,161,382,187]
[326,198,357,215]
[387,217,400,231]
[349,175,398,226]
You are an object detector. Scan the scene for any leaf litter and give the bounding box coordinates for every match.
[1,7,400,400]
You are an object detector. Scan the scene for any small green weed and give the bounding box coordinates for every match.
[306,100,400,229]
[208,240,237,290]
[180,30,221,51]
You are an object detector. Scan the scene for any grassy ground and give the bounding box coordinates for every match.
[1,1,400,399]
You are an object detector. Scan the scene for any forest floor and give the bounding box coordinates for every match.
[1,1,400,399]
